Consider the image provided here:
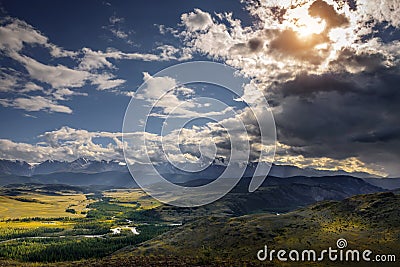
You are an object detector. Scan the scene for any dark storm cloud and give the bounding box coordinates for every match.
[330,48,390,73]
[270,63,400,175]
[273,48,397,97]
[276,72,356,97]
[351,127,400,143]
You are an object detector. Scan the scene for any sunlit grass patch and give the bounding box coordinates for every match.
[103,189,161,210]
[0,193,93,219]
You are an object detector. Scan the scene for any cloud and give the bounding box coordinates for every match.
[110,28,129,39]
[22,82,44,93]
[52,88,88,101]
[0,126,124,163]
[1,68,45,93]
[134,73,235,119]
[0,16,191,114]
[104,15,133,44]
[11,52,90,88]
[308,0,349,29]
[273,151,385,177]
[0,70,18,92]
[109,16,124,24]
[9,51,128,92]
[90,73,126,90]
[173,2,400,176]
[177,2,398,77]
[0,126,201,165]
[181,8,214,31]
[0,96,72,114]
[0,17,75,57]
[78,48,116,70]
[78,47,187,71]
[136,72,177,100]
[0,18,48,52]
[270,67,400,177]
[268,29,328,64]
[357,0,400,28]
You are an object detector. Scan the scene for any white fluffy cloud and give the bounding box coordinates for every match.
[357,0,400,27]
[0,71,18,92]
[178,3,399,87]
[11,52,90,88]
[134,72,235,119]
[0,127,124,162]
[0,126,179,164]
[78,47,189,71]
[0,17,192,114]
[0,96,72,114]
[181,8,214,31]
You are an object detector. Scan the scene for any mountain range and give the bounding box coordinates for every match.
[0,158,399,190]
[0,158,379,178]
[0,158,127,176]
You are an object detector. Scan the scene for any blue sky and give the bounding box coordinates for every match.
[0,0,251,141]
[0,0,399,177]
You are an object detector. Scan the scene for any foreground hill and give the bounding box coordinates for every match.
[81,192,400,267]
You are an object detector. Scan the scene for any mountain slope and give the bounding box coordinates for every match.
[363,178,400,190]
[0,160,32,176]
[109,192,400,266]
[0,171,137,188]
[134,176,384,224]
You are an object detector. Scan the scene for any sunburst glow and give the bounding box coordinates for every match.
[294,17,326,37]
[282,4,327,37]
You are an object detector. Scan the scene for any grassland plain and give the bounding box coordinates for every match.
[0,194,92,219]
[0,185,173,264]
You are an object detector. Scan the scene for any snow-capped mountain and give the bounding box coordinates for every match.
[33,158,127,175]
[0,158,386,189]
[0,158,127,176]
[0,160,32,176]
[0,158,378,179]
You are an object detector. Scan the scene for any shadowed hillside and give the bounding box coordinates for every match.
[83,192,400,267]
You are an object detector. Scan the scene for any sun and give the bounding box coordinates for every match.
[281,4,327,38]
[293,17,326,37]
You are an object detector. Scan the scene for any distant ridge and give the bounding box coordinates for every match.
[0,158,127,176]
[0,158,384,188]
[0,158,381,179]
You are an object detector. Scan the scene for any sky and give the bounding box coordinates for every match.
[0,0,399,177]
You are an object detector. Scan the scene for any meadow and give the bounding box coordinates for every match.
[0,185,173,264]
[0,194,91,219]
[103,189,161,210]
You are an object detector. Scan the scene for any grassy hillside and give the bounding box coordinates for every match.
[97,192,399,266]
